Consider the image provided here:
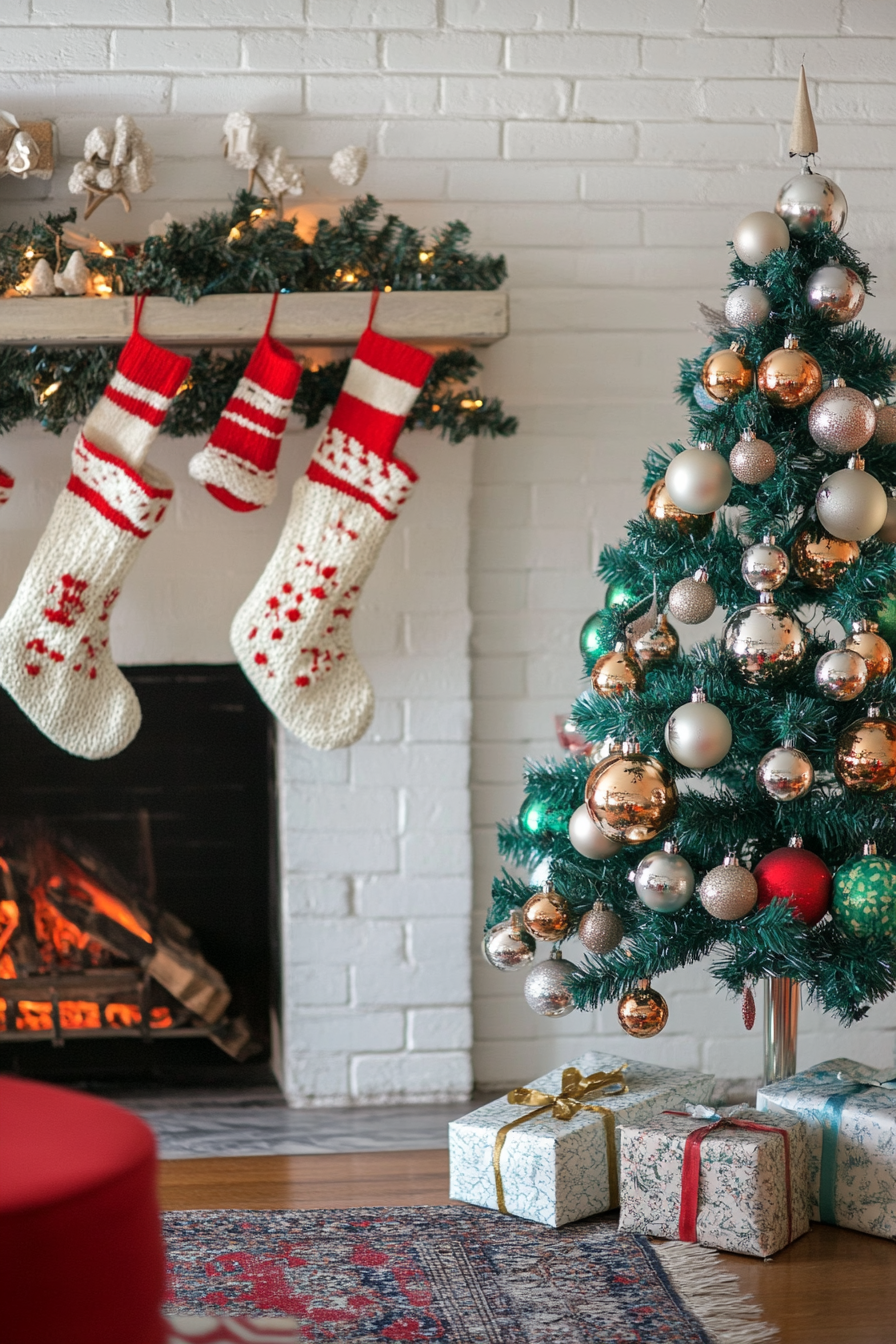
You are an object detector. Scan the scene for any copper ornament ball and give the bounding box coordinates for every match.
[645,478,714,539]
[757,337,822,409]
[521,887,572,942]
[730,429,776,485]
[617,979,669,1038]
[808,381,876,456]
[701,344,754,404]
[590,643,644,698]
[633,614,679,669]
[844,622,893,682]
[835,714,896,793]
[585,745,679,846]
[578,900,624,955]
[791,526,859,591]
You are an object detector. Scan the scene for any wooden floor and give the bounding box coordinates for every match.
[159,1150,896,1344]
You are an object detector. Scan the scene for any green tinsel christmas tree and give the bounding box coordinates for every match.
[485,84,896,1040]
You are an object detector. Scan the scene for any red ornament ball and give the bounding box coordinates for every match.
[753,845,833,926]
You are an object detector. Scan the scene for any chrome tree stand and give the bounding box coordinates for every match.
[763,977,799,1084]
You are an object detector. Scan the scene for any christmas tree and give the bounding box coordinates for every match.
[484,70,896,1050]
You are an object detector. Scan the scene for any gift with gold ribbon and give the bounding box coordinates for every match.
[449,1051,714,1227]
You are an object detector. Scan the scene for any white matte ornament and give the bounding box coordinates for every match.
[633,842,695,913]
[805,264,865,325]
[665,444,732,515]
[568,803,623,860]
[809,381,876,455]
[664,692,732,770]
[776,169,848,237]
[724,284,771,329]
[877,495,896,545]
[733,211,790,266]
[524,949,577,1017]
[816,459,888,542]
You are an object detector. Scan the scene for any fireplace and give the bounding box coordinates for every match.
[0,665,278,1089]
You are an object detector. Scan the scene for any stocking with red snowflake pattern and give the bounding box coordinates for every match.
[230,313,433,750]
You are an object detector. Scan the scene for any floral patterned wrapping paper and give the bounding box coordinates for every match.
[448,1051,714,1228]
[757,1058,896,1240]
[617,1107,810,1258]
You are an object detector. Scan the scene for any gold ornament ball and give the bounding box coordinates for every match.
[835,715,896,793]
[578,900,625,955]
[699,858,758,920]
[814,648,868,702]
[645,478,714,539]
[590,643,644,698]
[668,571,717,625]
[522,887,572,942]
[633,614,680,669]
[756,744,814,802]
[617,979,669,1038]
[791,526,859,591]
[730,429,777,485]
[723,601,807,686]
[585,745,678,846]
[844,622,893,682]
[757,337,822,409]
[701,345,754,404]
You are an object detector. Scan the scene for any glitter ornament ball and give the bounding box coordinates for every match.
[568,803,623,860]
[701,345,754,405]
[524,948,577,1017]
[835,713,896,792]
[805,263,865,324]
[833,846,896,942]
[590,642,644,697]
[730,429,777,485]
[844,621,893,681]
[723,601,806,686]
[664,691,732,770]
[633,840,695,913]
[814,647,868,701]
[877,496,896,545]
[741,537,789,592]
[633,614,679,669]
[757,336,822,409]
[618,979,669,1038]
[776,169,848,237]
[482,911,536,970]
[585,743,679,846]
[756,744,814,802]
[809,380,876,455]
[668,569,717,625]
[733,210,791,265]
[646,478,714,538]
[816,459,888,541]
[665,444,732,514]
[579,608,618,663]
[700,857,758,921]
[522,886,572,942]
[791,525,859,590]
[872,401,896,449]
[578,900,624,954]
[754,840,833,926]
[724,283,771,328]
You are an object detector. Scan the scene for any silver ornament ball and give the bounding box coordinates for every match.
[723,601,807,686]
[729,429,776,485]
[699,858,758,921]
[724,283,771,329]
[814,647,868,701]
[568,802,623,860]
[482,913,536,971]
[664,693,732,770]
[668,570,717,625]
[776,170,848,237]
[524,950,577,1017]
[805,263,865,325]
[578,900,624,954]
[816,461,888,542]
[741,538,789,592]
[633,842,695,913]
[872,402,896,449]
[877,495,896,545]
[756,745,814,802]
[665,445,732,515]
[808,381,876,455]
[733,210,791,266]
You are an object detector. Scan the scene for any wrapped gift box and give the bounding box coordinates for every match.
[617,1106,810,1258]
[757,1058,896,1240]
[448,1051,714,1228]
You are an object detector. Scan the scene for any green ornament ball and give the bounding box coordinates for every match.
[833,853,896,941]
[875,592,896,646]
[579,608,618,663]
[519,796,568,837]
[606,580,641,612]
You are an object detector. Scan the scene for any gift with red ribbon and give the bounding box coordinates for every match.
[618,1105,810,1258]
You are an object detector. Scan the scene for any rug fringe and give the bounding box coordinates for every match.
[654,1241,779,1344]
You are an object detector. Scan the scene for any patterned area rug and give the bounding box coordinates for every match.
[164,1206,775,1343]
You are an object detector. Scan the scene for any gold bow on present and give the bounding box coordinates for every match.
[493,1066,629,1215]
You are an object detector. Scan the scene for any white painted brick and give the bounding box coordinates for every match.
[702,1035,765,1078]
[291,1010,406,1053]
[282,736,350,784]
[365,654,470,698]
[306,74,439,114]
[384,31,503,71]
[472,655,527,698]
[817,83,896,124]
[34,0,165,19]
[357,875,471,918]
[433,203,640,247]
[355,958,470,1006]
[443,75,569,117]
[283,1051,350,1104]
[409,1007,472,1050]
[575,0,696,32]
[0,0,28,18]
[471,742,531,783]
[505,120,634,162]
[403,831,471,876]
[243,29,378,71]
[352,1050,472,1100]
[700,77,806,122]
[172,0,303,21]
[286,875,352,918]
[446,0,571,29]
[469,571,528,613]
[642,37,773,77]
[795,124,896,171]
[285,785,398,833]
[366,697,405,744]
[574,77,699,120]
[640,122,778,166]
[406,701,472,743]
[471,524,588,572]
[381,118,501,159]
[352,743,469,788]
[307,0,438,26]
[508,34,637,74]
[286,918,404,966]
[403,787,470,832]
[172,74,304,112]
[284,828,399,873]
[287,966,351,1007]
[0,27,109,70]
[774,37,896,81]
[406,611,470,656]
[705,0,840,34]
[842,0,896,36]
[113,28,240,69]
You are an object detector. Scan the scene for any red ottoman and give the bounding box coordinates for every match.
[0,1076,166,1344]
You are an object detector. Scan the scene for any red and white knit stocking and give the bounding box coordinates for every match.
[188,295,301,511]
[0,301,190,759]
[231,313,433,750]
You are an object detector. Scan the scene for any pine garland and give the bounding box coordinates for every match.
[0,193,516,444]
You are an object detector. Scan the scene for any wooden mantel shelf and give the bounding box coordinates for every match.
[0,290,509,347]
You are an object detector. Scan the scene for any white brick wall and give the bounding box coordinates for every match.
[1,4,895,1102]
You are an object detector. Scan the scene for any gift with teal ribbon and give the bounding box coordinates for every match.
[758,1058,896,1240]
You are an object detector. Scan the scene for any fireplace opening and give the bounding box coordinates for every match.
[0,665,279,1091]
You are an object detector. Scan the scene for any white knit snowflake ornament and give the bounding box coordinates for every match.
[231,309,433,750]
